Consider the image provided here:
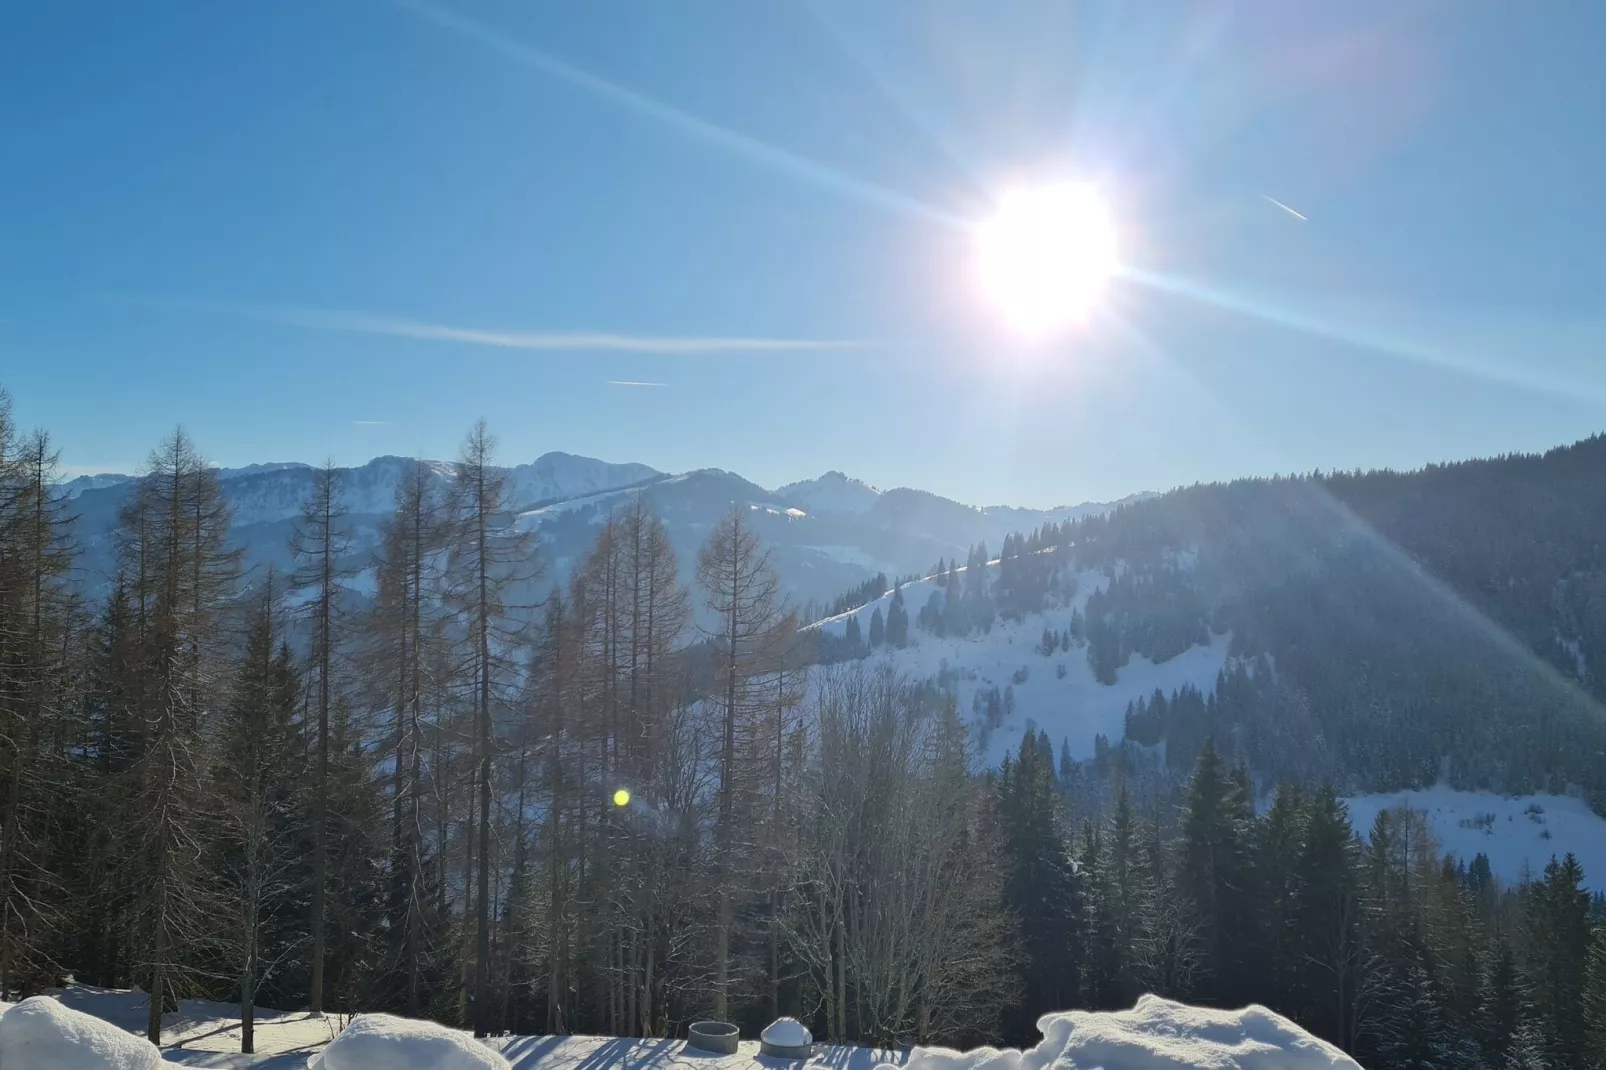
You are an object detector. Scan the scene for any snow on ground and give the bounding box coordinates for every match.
[815,566,1231,764]
[0,995,165,1069]
[1344,784,1606,891]
[52,984,338,1057]
[9,985,1358,1070]
[311,1013,508,1069]
[883,996,1357,1070]
[490,1034,900,1069]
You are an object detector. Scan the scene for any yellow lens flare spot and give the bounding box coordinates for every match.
[612,788,631,808]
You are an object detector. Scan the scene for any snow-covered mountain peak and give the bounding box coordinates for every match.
[776,470,881,515]
[507,451,661,508]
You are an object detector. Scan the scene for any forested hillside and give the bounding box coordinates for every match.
[6,382,1606,1070]
[814,435,1606,804]
[1065,434,1606,801]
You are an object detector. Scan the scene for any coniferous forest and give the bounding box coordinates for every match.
[5,385,1606,1069]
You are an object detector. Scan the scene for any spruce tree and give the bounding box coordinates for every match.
[1584,927,1606,1067]
[996,731,1080,1043]
[885,587,908,648]
[1178,739,1258,1005]
[1524,854,1591,1061]
[1292,784,1364,1051]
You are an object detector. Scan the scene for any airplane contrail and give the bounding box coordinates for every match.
[1261,194,1308,222]
[607,380,668,388]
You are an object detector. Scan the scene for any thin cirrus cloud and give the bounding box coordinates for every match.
[207,303,868,355]
[351,420,391,426]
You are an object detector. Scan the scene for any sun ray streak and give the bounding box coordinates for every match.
[1122,266,1606,409]
[397,0,961,229]
[1108,309,1606,730]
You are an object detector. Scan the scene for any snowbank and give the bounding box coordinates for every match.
[308,1012,509,1070]
[878,995,1358,1070]
[0,995,164,1069]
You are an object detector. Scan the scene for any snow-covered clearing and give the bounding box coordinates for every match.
[1344,784,1606,891]
[885,996,1357,1070]
[815,567,1231,764]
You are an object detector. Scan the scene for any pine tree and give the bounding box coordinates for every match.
[1524,853,1591,1061]
[996,731,1080,1043]
[1079,820,1119,1009]
[867,606,884,648]
[1292,784,1365,1051]
[1583,927,1606,1067]
[1482,937,1523,1061]
[885,587,908,648]
[1175,739,1259,1002]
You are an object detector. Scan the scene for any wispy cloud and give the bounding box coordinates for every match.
[607,380,668,388]
[189,302,867,355]
[351,419,391,426]
[1261,194,1309,222]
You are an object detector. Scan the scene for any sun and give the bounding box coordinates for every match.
[975,182,1118,338]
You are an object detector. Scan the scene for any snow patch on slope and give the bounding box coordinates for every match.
[815,566,1231,764]
[883,995,1358,1070]
[1344,784,1606,891]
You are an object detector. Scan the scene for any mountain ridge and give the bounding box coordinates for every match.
[60,449,1139,612]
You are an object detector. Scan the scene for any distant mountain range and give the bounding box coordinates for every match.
[62,453,1149,610]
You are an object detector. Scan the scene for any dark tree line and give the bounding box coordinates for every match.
[998,732,1606,1069]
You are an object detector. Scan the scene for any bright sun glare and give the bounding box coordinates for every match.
[976,182,1118,338]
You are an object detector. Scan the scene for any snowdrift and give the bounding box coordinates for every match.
[0,995,164,1069]
[308,1012,509,1070]
[878,996,1359,1070]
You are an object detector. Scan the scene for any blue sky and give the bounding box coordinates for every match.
[4,1,1606,507]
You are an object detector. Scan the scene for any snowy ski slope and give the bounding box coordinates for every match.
[811,563,1231,765]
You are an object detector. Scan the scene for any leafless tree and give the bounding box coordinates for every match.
[696,504,784,1020]
[117,428,239,1042]
[786,666,1017,1046]
[447,420,537,1035]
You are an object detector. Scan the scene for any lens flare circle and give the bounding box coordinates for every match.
[612,788,631,808]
